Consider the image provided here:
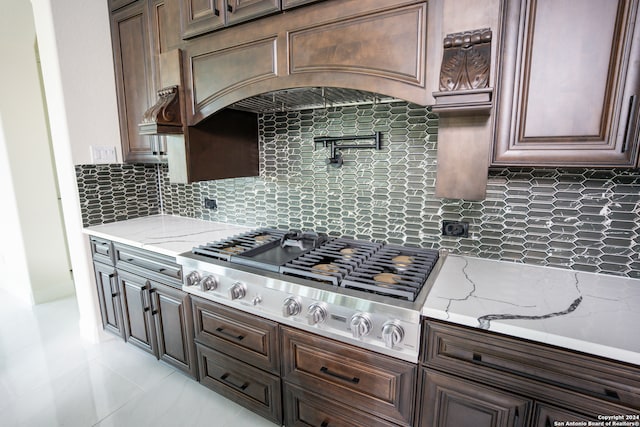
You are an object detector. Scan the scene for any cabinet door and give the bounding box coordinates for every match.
[418,369,531,427]
[225,0,280,26]
[493,0,640,167]
[118,270,157,356]
[93,262,124,338]
[532,403,593,427]
[150,282,196,377]
[110,0,161,163]
[180,0,225,39]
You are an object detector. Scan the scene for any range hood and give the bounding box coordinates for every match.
[230,87,400,114]
[139,86,400,135]
[135,0,500,201]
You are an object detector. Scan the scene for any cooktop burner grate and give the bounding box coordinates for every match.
[341,245,439,301]
[280,238,383,285]
[192,228,286,261]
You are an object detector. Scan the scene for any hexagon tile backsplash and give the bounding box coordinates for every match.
[77,102,640,278]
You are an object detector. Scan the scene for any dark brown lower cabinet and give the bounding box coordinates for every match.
[117,269,196,377]
[283,382,399,427]
[118,270,157,355]
[151,282,196,377]
[281,326,416,427]
[420,319,640,427]
[531,403,592,427]
[196,344,282,423]
[191,296,282,425]
[93,261,124,338]
[418,369,530,427]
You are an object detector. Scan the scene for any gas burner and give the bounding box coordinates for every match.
[192,228,286,261]
[342,245,439,301]
[281,238,382,285]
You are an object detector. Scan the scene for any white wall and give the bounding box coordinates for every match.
[0,0,74,304]
[0,116,32,304]
[30,0,122,339]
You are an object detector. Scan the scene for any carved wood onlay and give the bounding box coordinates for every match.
[139,85,184,135]
[432,28,493,114]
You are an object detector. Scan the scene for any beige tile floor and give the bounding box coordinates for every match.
[0,289,279,426]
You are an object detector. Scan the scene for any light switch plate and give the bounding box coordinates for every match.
[90,146,117,164]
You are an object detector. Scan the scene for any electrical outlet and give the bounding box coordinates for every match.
[442,220,469,238]
[204,198,217,210]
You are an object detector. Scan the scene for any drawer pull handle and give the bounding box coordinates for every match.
[215,327,245,341]
[604,389,620,400]
[320,366,360,384]
[472,353,482,362]
[220,373,248,391]
[321,421,329,427]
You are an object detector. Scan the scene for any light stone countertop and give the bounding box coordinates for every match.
[423,254,640,365]
[83,214,254,257]
[83,215,640,365]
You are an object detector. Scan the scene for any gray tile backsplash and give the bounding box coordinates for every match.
[76,163,160,226]
[77,102,640,278]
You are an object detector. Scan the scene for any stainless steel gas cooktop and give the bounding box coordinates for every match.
[176,228,446,363]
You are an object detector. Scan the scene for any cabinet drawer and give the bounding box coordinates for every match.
[192,296,279,374]
[281,326,416,426]
[90,237,115,265]
[423,320,640,409]
[114,243,182,287]
[196,343,282,424]
[283,382,398,427]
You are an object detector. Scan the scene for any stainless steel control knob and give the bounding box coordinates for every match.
[228,282,247,300]
[307,302,328,325]
[186,271,201,287]
[199,275,218,291]
[282,297,302,317]
[381,321,405,349]
[349,313,372,339]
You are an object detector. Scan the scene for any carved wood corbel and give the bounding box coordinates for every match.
[139,85,184,135]
[432,28,493,114]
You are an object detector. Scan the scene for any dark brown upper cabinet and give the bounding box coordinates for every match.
[493,0,640,167]
[110,0,160,163]
[180,0,281,39]
[182,0,429,125]
[110,0,183,163]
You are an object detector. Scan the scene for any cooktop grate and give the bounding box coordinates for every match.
[341,245,439,301]
[192,228,286,261]
[280,238,382,285]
